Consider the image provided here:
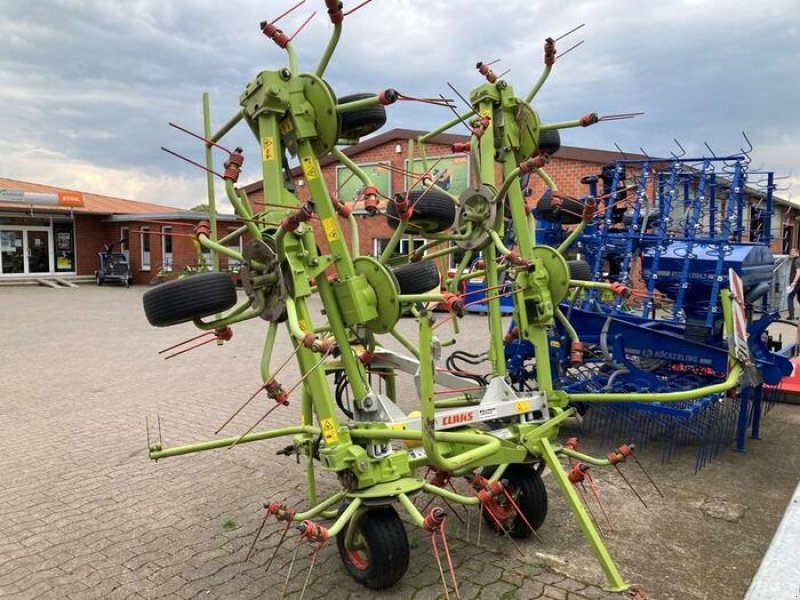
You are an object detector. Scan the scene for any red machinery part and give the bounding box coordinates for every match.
[214,326,234,342]
[298,520,329,543]
[281,204,314,232]
[476,62,497,83]
[544,37,556,65]
[582,197,597,222]
[392,194,413,221]
[567,462,590,484]
[580,112,599,127]
[565,437,579,450]
[519,154,550,174]
[379,89,399,105]
[423,507,447,532]
[452,142,471,153]
[227,147,244,167]
[260,22,290,48]
[570,341,584,365]
[360,186,379,215]
[610,282,631,298]
[503,326,520,344]
[437,292,464,317]
[325,0,344,24]
[194,221,210,240]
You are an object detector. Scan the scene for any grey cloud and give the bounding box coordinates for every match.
[0,0,798,207]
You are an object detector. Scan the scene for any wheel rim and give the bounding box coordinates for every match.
[345,531,370,571]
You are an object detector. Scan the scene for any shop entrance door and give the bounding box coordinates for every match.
[0,227,52,275]
[27,230,50,273]
[0,229,25,274]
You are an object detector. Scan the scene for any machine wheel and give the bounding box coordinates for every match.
[537,190,583,225]
[338,93,387,139]
[95,272,104,286]
[537,129,561,155]
[480,464,548,537]
[386,189,456,233]
[567,259,592,282]
[142,272,237,327]
[336,505,409,590]
[391,261,440,295]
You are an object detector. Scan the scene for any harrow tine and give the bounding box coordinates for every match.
[482,501,524,556]
[584,474,613,531]
[279,536,303,600]
[632,454,664,498]
[431,530,451,600]
[500,486,542,542]
[264,519,294,573]
[299,540,326,600]
[439,521,460,599]
[576,482,605,537]
[246,509,271,561]
[613,464,647,509]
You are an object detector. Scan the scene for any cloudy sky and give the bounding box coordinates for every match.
[1,0,798,211]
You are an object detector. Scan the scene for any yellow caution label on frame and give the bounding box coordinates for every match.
[301,156,318,179]
[516,400,531,413]
[261,137,275,161]
[321,418,338,443]
[279,117,293,134]
[322,217,339,242]
[298,319,309,333]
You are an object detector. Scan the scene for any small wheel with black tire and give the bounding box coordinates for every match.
[386,189,456,234]
[567,259,592,282]
[537,128,561,155]
[536,190,584,225]
[96,272,104,286]
[480,464,548,538]
[391,261,440,295]
[142,271,237,327]
[336,505,409,590]
[338,93,387,139]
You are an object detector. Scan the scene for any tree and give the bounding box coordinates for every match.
[190,203,210,212]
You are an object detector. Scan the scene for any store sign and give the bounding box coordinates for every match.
[58,191,84,207]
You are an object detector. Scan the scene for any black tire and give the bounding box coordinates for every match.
[536,189,584,225]
[96,272,103,286]
[537,129,561,155]
[391,261,440,295]
[142,272,237,327]
[336,505,409,590]
[567,259,592,282]
[480,464,548,538]
[338,93,387,139]
[386,189,456,233]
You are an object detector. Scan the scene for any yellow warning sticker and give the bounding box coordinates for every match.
[298,319,309,333]
[390,423,407,431]
[322,217,339,242]
[550,340,561,348]
[516,400,531,413]
[301,156,318,179]
[261,136,275,161]
[321,418,338,443]
[480,109,491,118]
[279,117,293,134]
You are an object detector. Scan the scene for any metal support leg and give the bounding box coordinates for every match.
[736,386,750,453]
[538,438,630,592]
[750,385,763,440]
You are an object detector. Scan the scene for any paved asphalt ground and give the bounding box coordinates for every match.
[2,285,799,599]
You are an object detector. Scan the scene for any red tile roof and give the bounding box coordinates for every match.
[0,177,180,215]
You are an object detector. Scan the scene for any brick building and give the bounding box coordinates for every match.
[243,128,800,262]
[0,177,238,285]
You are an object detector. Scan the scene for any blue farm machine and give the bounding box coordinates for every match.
[506,152,793,469]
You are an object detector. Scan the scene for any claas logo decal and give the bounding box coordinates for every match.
[441,412,474,426]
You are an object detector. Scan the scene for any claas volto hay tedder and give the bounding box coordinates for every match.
[143,2,749,596]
